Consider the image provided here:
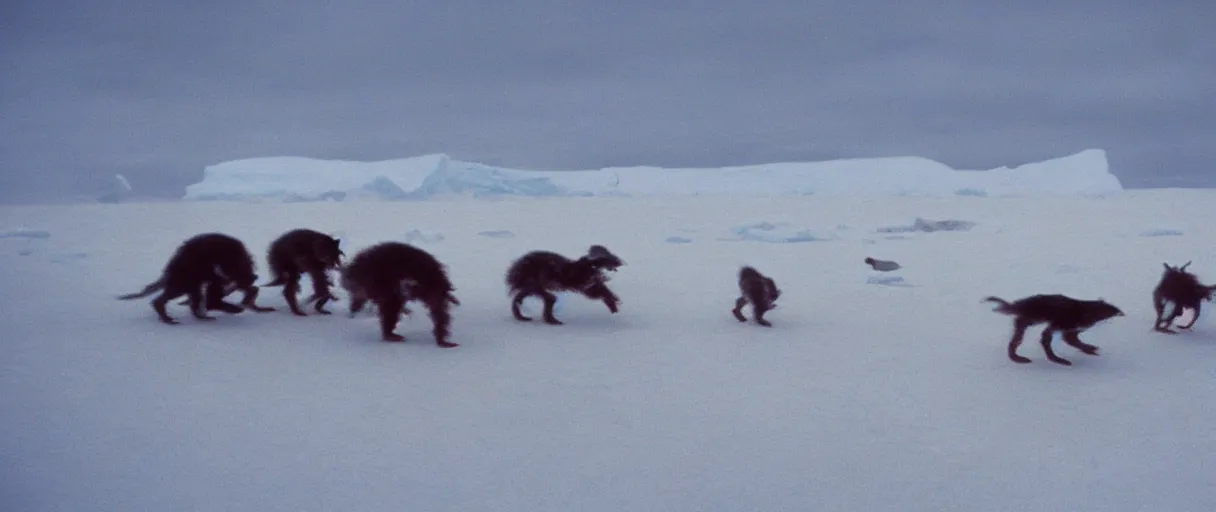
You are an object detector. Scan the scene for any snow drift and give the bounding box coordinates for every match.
[182,149,1123,202]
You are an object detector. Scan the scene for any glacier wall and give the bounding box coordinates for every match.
[182,149,1123,202]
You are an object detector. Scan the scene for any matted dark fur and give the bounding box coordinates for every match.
[118,232,275,324]
[505,245,623,325]
[339,241,459,347]
[261,229,345,316]
[732,266,781,327]
[984,294,1124,366]
[1152,261,1216,333]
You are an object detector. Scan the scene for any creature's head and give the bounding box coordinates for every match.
[765,277,782,302]
[1162,260,1193,276]
[313,235,345,269]
[1091,299,1126,322]
[338,268,361,297]
[1206,285,1216,302]
[584,245,624,272]
[864,257,875,265]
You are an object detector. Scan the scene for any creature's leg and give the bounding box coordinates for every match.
[281,271,308,316]
[306,269,333,315]
[187,286,216,321]
[752,301,773,327]
[423,294,458,348]
[511,290,534,321]
[732,297,748,322]
[1179,304,1202,330]
[377,293,407,342]
[348,296,368,318]
[204,280,244,314]
[1039,328,1071,366]
[539,290,563,325]
[1062,330,1099,356]
[583,282,620,314]
[152,286,190,325]
[239,285,275,313]
[1153,295,1169,332]
[1007,318,1032,364]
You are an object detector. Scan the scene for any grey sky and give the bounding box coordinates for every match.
[2,0,1213,203]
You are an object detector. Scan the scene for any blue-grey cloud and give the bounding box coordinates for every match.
[2,0,1213,202]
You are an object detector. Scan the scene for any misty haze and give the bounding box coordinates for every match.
[2,1,1213,203]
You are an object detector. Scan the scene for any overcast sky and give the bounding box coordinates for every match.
[2,0,1213,203]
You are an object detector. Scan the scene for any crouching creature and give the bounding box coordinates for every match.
[119,232,275,324]
[732,266,781,326]
[340,241,459,347]
[506,244,624,325]
[1152,261,1216,333]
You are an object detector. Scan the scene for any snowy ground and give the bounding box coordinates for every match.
[3,191,1216,512]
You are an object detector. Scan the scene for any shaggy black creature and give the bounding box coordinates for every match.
[732,266,781,326]
[119,232,275,324]
[261,229,345,316]
[339,241,459,347]
[506,245,623,324]
[1152,261,1216,333]
[984,294,1124,366]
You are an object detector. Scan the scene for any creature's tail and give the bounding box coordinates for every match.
[117,276,166,300]
[983,296,1014,314]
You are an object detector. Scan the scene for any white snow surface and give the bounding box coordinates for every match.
[183,149,1123,201]
[4,190,1216,511]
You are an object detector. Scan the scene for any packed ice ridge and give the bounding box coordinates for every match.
[1140,228,1183,237]
[182,149,1123,202]
[877,218,977,233]
[720,221,839,243]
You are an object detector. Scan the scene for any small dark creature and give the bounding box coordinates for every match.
[1152,261,1216,333]
[505,244,624,325]
[984,294,1124,366]
[261,229,345,316]
[864,257,902,272]
[339,241,459,347]
[731,266,781,326]
[118,232,275,324]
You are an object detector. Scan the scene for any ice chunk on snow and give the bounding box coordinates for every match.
[1139,228,1183,237]
[403,229,444,244]
[0,228,51,239]
[719,222,838,243]
[877,218,975,233]
[478,230,516,239]
[665,236,693,244]
[49,252,88,263]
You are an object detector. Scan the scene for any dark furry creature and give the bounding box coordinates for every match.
[731,266,781,326]
[984,294,1124,366]
[118,232,275,324]
[1152,261,1216,333]
[864,257,902,272]
[505,245,624,325]
[339,241,459,347]
[261,229,345,316]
